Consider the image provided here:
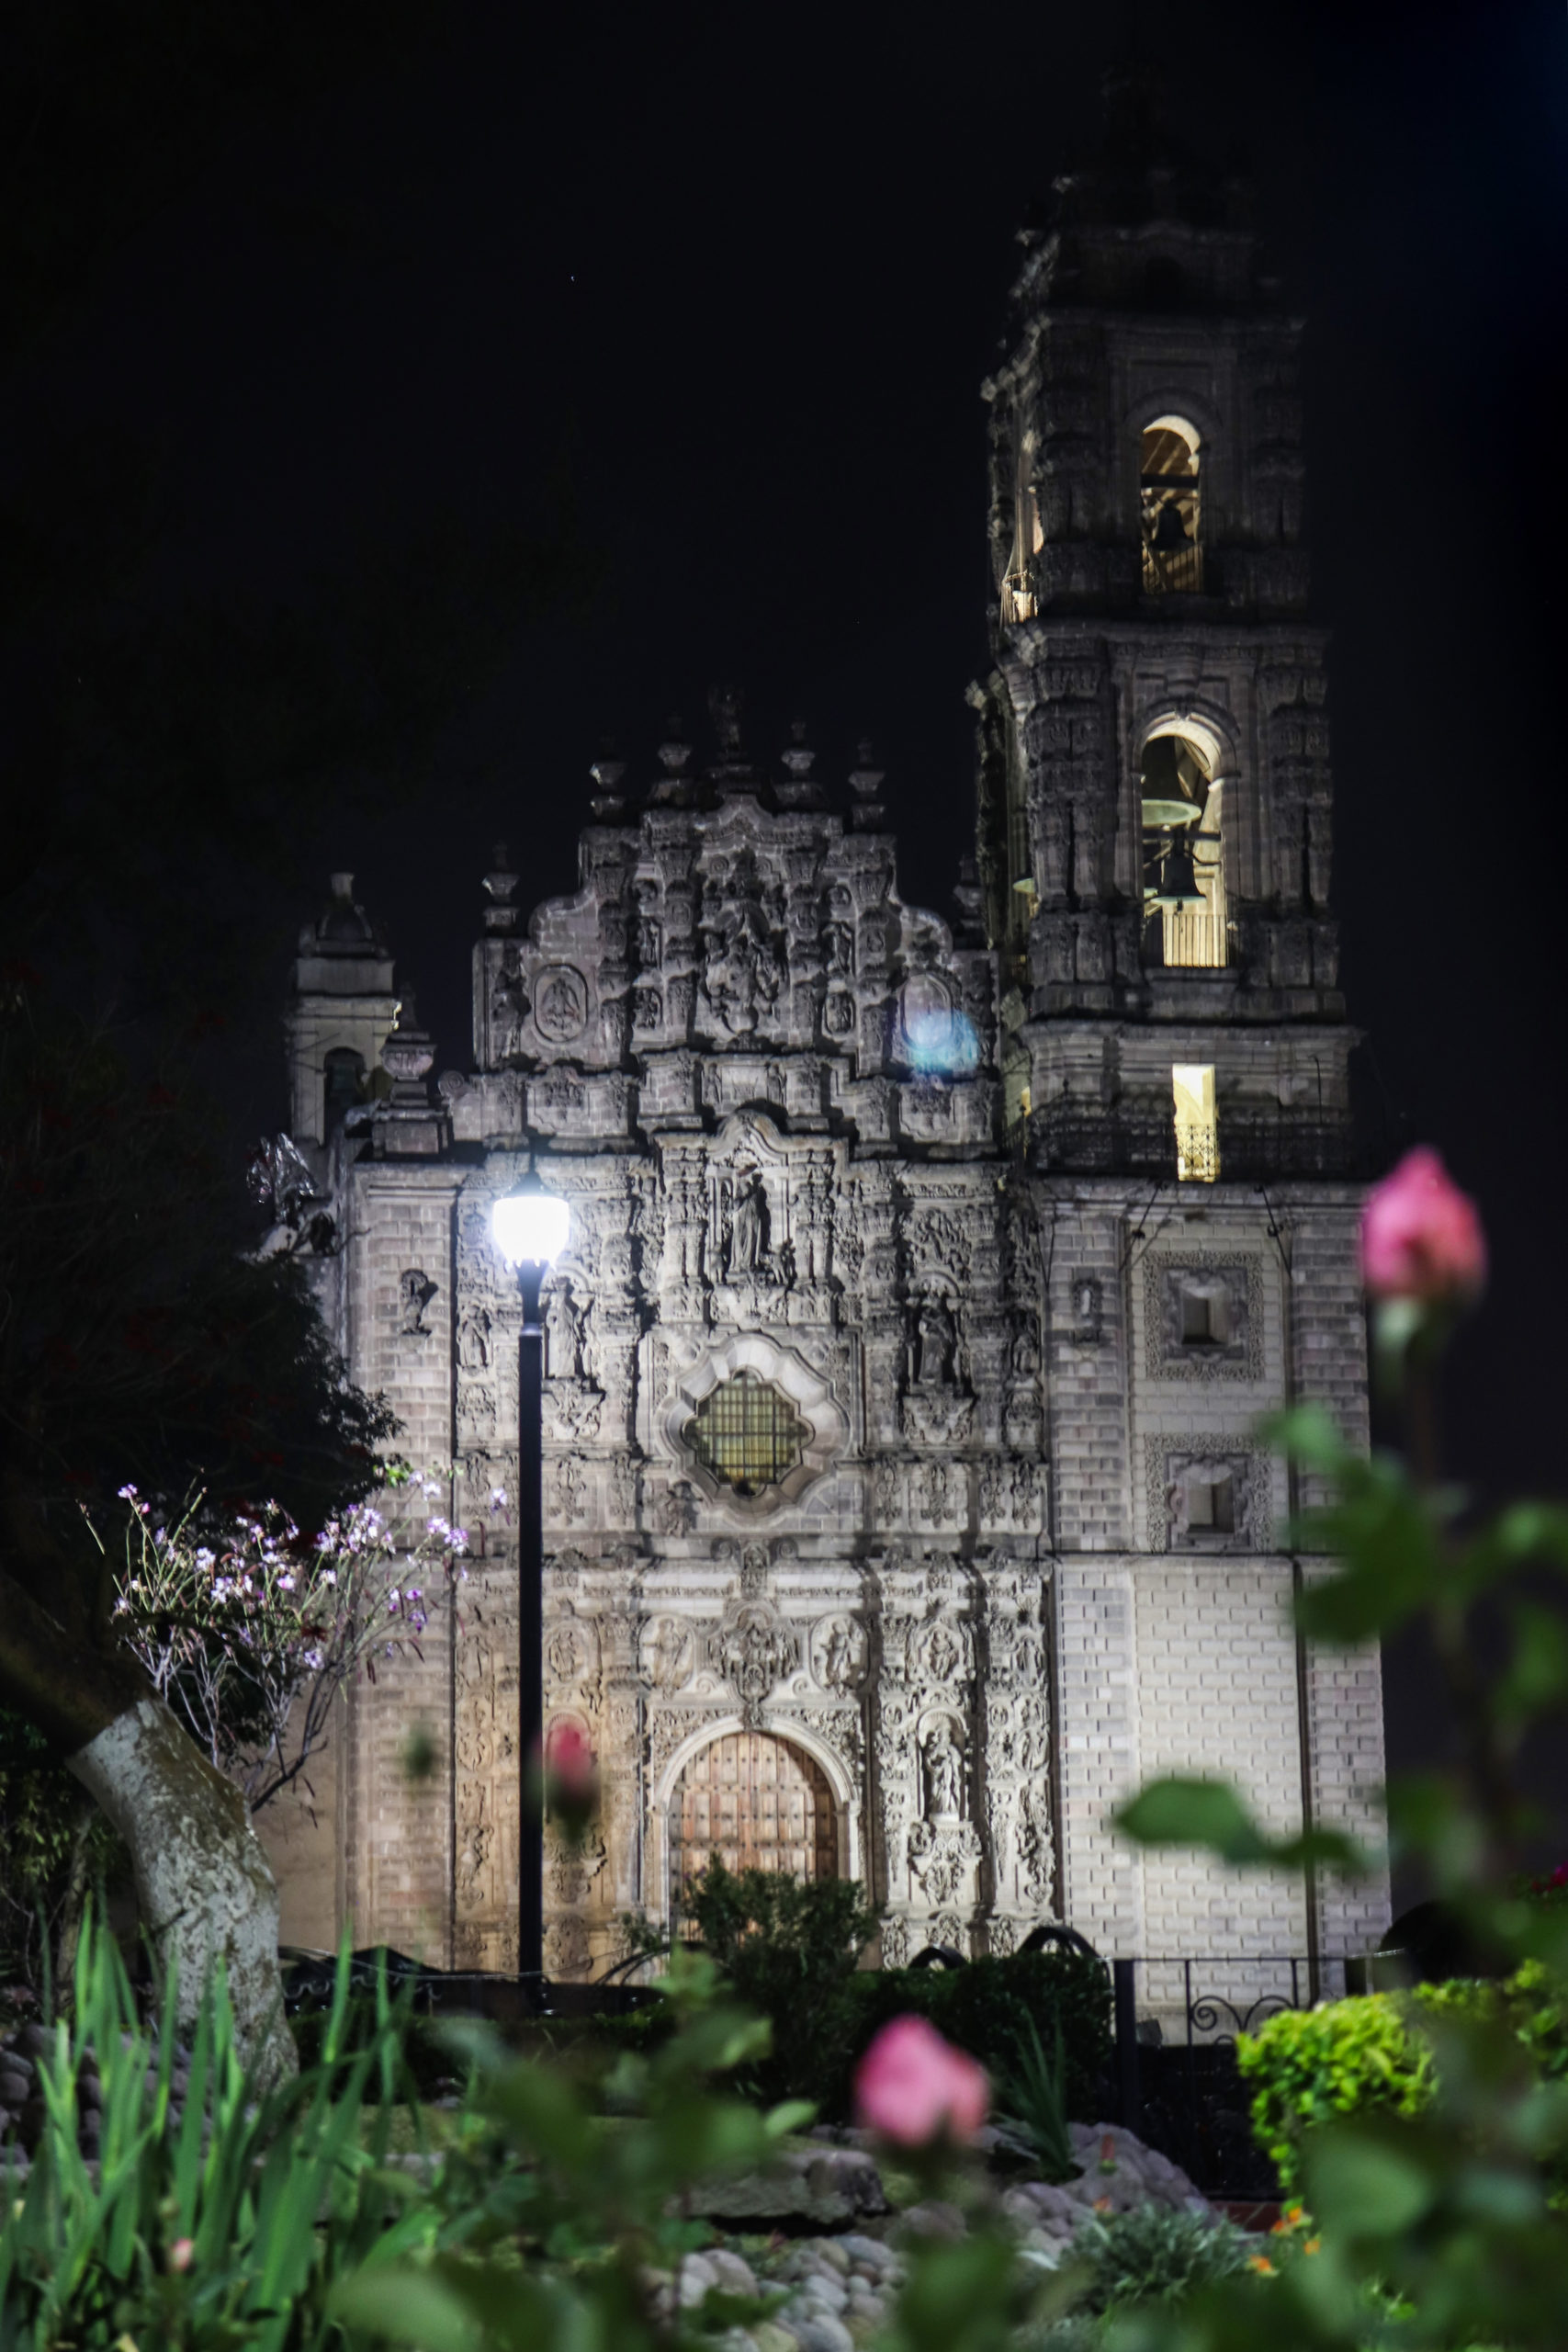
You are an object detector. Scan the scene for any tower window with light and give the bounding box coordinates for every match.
[1140,416,1201,593]
[1172,1064,1219,1182]
[1141,729,1228,970]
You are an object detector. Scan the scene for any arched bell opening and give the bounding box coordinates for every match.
[1140,727,1229,970]
[1140,416,1202,594]
[668,1730,840,1911]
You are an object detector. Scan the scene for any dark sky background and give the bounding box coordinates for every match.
[8,0,1567,1890]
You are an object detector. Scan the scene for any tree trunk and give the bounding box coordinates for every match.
[0,1516,295,2084]
[67,1698,296,2085]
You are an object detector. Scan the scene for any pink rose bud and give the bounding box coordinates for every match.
[853,2014,988,2147]
[545,1719,597,1802]
[1360,1148,1486,1305]
[169,2237,196,2271]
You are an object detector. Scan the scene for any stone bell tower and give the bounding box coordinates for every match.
[976,70,1348,1174]
[971,78,1387,1968]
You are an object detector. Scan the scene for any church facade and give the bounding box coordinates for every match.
[259,128,1388,1985]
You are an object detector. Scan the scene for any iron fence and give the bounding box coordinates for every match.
[1110,1952,1356,2199]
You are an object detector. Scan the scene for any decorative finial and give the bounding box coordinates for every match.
[777,716,825,810]
[708,684,744,758]
[848,737,887,831]
[482,842,520,933]
[657,716,693,775]
[589,739,628,820]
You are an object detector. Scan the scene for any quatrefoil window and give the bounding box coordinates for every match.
[684,1372,808,1498]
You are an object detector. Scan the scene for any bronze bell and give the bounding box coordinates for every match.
[1152,836,1204,909]
[1151,496,1191,550]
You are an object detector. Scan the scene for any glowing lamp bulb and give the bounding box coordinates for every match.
[491,1183,570,1269]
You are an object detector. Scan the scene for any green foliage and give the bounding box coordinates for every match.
[0,1710,128,1997]
[679,1854,880,2107]
[1239,1960,1568,2203]
[1238,1993,1438,2201]
[0,1907,433,2349]
[996,2011,1078,2182]
[846,1949,1113,2124]
[331,1947,832,2350]
[1068,2203,1254,2316]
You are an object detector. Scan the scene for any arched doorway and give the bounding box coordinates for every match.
[670,1731,838,1900]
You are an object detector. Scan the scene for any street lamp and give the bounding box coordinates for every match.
[490,1170,570,1990]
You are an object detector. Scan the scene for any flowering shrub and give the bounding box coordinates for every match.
[96,1466,473,1810]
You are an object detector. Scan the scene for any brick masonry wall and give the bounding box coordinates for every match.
[252,1696,340,1951]
[1042,1196,1131,1552]
[340,1168,463,1958]
[1055,1560,1144,1952]
[1301,1561,1392,1951]
[1133,1559,1308,1955]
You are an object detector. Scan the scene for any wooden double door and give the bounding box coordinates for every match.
[671,1732,837,1896]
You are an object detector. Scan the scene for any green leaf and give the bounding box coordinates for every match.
[1116,1779,1272,1861]
[1302,2119,1438,2237]
[1115,1777,1368,1876]
[1258,1402,1350,1470]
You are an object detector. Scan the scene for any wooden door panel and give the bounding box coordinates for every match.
[671,1732,837,1896]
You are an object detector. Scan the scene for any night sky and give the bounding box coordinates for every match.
[8,2,1566,1874]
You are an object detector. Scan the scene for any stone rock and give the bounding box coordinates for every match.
[893,2199,966,2244]
[695,2144,888,2225]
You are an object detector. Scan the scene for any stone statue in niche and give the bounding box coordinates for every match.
[398,1269,437,1336]
[728,1171,769,1275]
[1073,1276,1103,1343]
[922,1722,964,1821]
[912,1294,957,1388]
[457,1306,491,1372]
[546,1281,588,1382]
[491,947,528,1062]
[1010,1322,1041,1384]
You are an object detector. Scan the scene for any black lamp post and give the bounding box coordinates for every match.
[490,1170,570,1990]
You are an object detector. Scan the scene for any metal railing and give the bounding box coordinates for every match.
[1031,1104,1357,1182]
[1112,1952,1356,2197]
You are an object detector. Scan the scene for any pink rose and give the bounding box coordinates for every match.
[853,2014,988,2146]
[1360,1148,1486,1305]
[545,1719,597,1801]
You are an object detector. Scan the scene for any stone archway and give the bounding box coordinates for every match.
[670,1731,838,1901]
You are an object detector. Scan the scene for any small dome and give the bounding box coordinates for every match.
[317,872,378,947]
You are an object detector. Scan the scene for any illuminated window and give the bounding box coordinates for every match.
[1172,1064,1219,1182]
[1140,417,1201,594]
[685,1373,808,1498]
